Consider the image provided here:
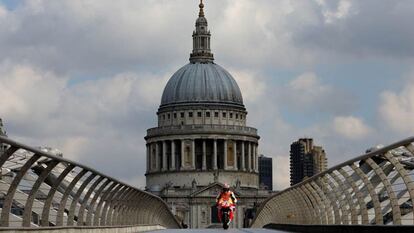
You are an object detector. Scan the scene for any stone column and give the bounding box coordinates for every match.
[233,141,238,171]
[191,139,196,169]
[202,140,207,170]
[171,140,176,171]
[255,144,259,173]
[213,139,218,170]
[155,142,160,171]
[248,142,252,172]
[162,141,167,171]
[224,140,228,170]
[146,144,150,173]
[252,144,255,172]
[150,143,155,171]
[181,140,185,170]
[241,142,245,171]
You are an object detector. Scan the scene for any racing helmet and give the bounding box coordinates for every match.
[223,183,230,192]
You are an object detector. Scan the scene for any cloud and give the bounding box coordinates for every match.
[332,116,372,139]
[227,68,266,103]
[226,70,370,189]
[0,62,169,187]
[288,72,331,102]
[0,0,196,75]
[281,72,355,115]
[317,0,353,24]
[293,0,414,60]
[273,155,291,188]
[1,0,413,76]
[1,0,413,192]
[0,63,67,127]
[379,75,414,135]
[213,0,321,68]
[0,4,7,18]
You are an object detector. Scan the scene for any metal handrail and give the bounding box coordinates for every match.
[0,135,181,228]
[251,136,414,227]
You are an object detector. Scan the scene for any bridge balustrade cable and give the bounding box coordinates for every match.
[251,136,414,228]
[0,135,181,229]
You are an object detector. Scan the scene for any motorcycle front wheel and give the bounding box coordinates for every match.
[222,212,229,230]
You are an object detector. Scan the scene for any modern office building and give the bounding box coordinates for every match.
[144,1,271,228]
[290,138,327,186]
[258,155,273,190]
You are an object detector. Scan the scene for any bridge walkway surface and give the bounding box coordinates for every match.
[149,229,288,233]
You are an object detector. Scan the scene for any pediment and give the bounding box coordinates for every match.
[190,182,241,197]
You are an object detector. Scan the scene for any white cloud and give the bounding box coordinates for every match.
[214,0,320,68]
[0,63,168,186]
[0,0,413,192]
[379,76,414,134]
[0,4,7,18]
[288,72,331,102]
[317,0,354,24]
[227,68,266,103]
[1,0,413,76]
[60,136,89,160]
[273,155,291,188]
[282,72,355,115]
[0,0,196,75]
[294,0,414,59]
[333,116,372,139]
[0,63,67,124]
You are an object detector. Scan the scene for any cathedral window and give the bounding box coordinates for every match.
[174,113,177,119]
[189,112,193,118]
[222,112,226,118]
[181,112,185,118]
[214,112,219,117]
[206,112,210,117]
[236,114,239,119]
[167,114,171,119]
[197,112,202,117]
[230,113,233,118]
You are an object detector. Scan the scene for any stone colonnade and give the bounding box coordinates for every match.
[146,139,259,173]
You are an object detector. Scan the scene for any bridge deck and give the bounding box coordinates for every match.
[149,229,286,233]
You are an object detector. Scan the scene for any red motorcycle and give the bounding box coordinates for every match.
[218,200,235,230]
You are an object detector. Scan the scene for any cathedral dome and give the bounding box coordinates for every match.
[146,1,261,203]
[160,63,244,108]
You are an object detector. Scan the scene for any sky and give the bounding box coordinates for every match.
[0,0,414,190]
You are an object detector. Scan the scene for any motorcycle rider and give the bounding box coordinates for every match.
[216,183,237,224]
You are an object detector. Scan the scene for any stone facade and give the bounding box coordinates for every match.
[156,182,270,229]
[144,1,272,228]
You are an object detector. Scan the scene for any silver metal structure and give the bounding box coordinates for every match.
[0,135,180,229]
[252,137,414,227]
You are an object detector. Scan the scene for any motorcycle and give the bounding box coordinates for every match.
[218,200,235,230]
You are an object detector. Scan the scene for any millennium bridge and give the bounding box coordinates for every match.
[1,135,414,232]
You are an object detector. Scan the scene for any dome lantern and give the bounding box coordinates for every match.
[190,0,214,63]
